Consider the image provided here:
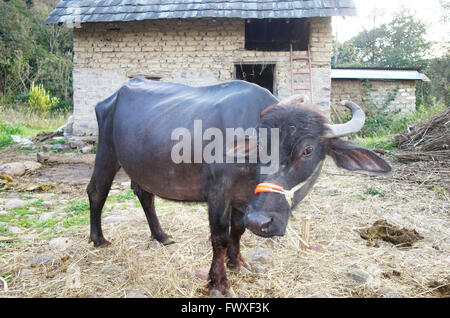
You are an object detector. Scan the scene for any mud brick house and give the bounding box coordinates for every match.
[331,69,430,114]
[45,0,357,136]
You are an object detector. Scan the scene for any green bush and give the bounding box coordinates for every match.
[27,82,60,115]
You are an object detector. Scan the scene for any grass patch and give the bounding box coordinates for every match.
[0,103,69,149]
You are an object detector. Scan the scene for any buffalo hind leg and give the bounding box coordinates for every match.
[87,160,120,248]
[226,208,251,273]
[131,181,174,245]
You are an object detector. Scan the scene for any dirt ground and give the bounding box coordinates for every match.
[0,145,449,298]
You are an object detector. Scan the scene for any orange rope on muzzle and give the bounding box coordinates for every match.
[254,183,285,195]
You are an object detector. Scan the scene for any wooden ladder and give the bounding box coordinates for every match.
[290,43,313,103]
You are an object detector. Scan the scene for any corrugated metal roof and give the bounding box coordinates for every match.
[331,69,430,81]
[44,0,357,24]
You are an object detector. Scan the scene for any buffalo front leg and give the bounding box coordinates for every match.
[226,208,251,273]
[131,181,174,245]
[207,199,235,298]
[87,159,119,248]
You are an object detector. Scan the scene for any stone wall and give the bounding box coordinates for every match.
[330,79,417,114]
[72,17,332,135]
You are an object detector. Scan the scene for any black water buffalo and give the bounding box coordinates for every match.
[87,78,391,297]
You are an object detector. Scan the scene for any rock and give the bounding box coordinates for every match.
[28,207,36,212]
[38,212,55,222]
[20,268,33,277]
[378,287,399,298]
[311,293,330,298]
[10,135,33,146]
[26,254,54,267]
[8,226,22,234]
[23,161,41,172]
[251,264,265,274]
[195,267,209,281]
[100,265,124,275]
[63,116,74,137]
[347,269,371,284]
[0,162,26,176]
[4,198,27,209]
[309,243,326,253]
[126,290,148,298]
[81,146,93,154]
[49,237,71,250]
[36,152,50,164]
[42,144,52,152]
[246,247,273,264]
[103,215,129,224]
[70,139,85,149]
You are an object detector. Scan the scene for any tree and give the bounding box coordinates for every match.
[333,8,431,68]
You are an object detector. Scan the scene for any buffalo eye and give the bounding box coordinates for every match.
[303,146,314,156]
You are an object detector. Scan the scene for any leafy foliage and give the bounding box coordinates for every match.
[28,81,60,115]
[0,0,73,111]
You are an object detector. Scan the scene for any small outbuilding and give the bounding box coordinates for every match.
[331,68,430,114]
[45,0,357,136]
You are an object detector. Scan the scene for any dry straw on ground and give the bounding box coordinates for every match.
[0,152,448,298]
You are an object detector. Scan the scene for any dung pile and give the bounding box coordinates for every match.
[360,219,424,247]
[393,107,450,162]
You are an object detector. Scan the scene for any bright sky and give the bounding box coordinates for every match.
[332,0,449,55]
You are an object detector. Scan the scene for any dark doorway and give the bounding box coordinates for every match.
[235,64,275,94]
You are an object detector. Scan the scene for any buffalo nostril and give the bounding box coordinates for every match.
[247,213,273,230]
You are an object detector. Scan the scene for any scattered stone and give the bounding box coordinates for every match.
[251,264,265,274]
[28,207,37,212]
[36,152,50,164]
[20,269,33,277]
[100,265,124,275]
[8,226,22,234]
[39,212,55,222]
[49,237,71,250]
[62,116,74,137]
[378,287,399,298]
[311,293,330,298]
[195,267,209,281]
[347,269,371,284]
[4,198,27,209]
[23,161,42,172]
[103,215,129,224]
[42,145,52,152]
[70,139,85,149]
[81,146,93,154]
[246,247,273,264]
[26,254,54,267]
[0,162,26,177]
[165,243,180,253]
[10,135,33,146]
[308,243,326,253]
[126,290,148,298]
[51,144,71,152]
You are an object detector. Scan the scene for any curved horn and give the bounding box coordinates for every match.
[325,100,365,138]
[278,94,309,105]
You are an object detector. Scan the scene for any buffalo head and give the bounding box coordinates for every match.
[241,99,391,237]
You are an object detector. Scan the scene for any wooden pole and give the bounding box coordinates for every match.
[300,217,311,251]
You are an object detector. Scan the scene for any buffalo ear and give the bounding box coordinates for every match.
[225,136,258,161]
[327,139,391,173]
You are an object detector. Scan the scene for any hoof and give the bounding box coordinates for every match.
[161,237,176,246]
[153,235,175,246]
[90,238,111,248]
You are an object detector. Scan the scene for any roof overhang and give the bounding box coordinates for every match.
[44,0,357,24]
[331,69,430,81]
